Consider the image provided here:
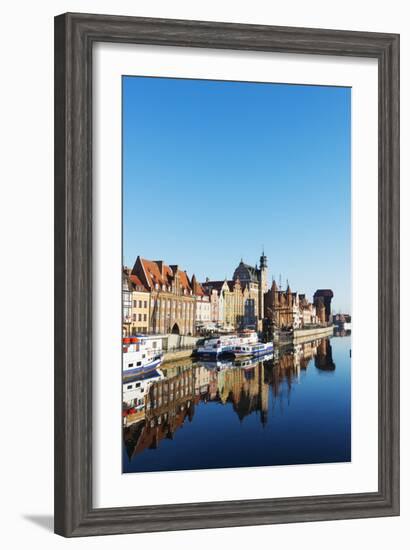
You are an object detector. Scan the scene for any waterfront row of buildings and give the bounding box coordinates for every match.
[123,338,336,458]
[123,253,334,336]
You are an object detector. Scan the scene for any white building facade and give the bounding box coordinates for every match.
[195,295,211,323]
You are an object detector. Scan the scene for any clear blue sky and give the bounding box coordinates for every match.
[123,76,351,313]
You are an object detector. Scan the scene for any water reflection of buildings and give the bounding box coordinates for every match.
[217,363,269,425]
[123,338,337,462]
[314,338,336,371]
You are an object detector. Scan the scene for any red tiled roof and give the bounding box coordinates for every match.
[129,274,149,292]
[193,282,205,296]
[196,286,205,297]
[130,274,143,286]
[191,274,206,297]
[178,270,191,291]
[140,258,192,292]
[141,259,168,288]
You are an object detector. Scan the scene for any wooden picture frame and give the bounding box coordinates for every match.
[54,12,400,537]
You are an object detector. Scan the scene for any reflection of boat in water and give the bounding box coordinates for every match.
[123,369,164,407]
[196,353,274,371]
[196,358,234,370]
[229,342,274,359]
[234,353,274,369]
[195,330,258,358]
[123,335,163,377]
[123,368,164,426]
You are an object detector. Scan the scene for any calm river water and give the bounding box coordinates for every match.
[123,334,351,473]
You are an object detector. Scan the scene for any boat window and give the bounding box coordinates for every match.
[127,385,132,389]
[128,363,133,368]
[137,361,141,366]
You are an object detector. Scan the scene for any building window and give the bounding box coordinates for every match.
[132,314,136,322]
[138,314,142,321]
[138,300,142,308]
[144,300,147,308]
[133,300,137,308]
[143,314,147,322]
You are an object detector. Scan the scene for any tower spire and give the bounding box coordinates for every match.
[259,248,267,269]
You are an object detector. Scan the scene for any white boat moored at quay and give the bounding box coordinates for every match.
[123,335,163,377]
[195,330,258,359]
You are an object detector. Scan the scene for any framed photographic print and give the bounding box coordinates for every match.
[54,13,400,537]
